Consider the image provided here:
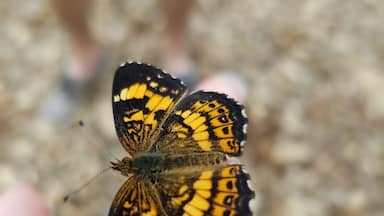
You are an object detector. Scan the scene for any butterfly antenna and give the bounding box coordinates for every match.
[61,166,112,203]
[77,120,119,162]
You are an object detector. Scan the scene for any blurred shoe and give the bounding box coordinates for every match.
[160,52,198,88]
[39,50,108,124]
[180,73,199,90]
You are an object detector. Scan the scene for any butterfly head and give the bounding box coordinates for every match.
[111,157,133,176]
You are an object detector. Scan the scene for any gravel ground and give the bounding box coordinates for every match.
[1,0,383,215]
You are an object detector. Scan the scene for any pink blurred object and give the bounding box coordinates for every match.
[194,72,248,103]
[0,186,48,216]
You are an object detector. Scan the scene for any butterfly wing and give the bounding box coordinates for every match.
[109,176,166,216]
[112,62,187,155]
[157,91,248,156]
[156,165,255,216]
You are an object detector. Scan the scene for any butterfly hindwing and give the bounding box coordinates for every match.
[157,91,248,156]
[156,165,255,216]
[109,176,166,216]
[112,62,187,155]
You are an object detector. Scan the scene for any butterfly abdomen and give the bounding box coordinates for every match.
[131,152,227,172]
[164,152,227,169]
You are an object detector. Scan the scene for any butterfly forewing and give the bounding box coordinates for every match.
[112,62,187,155]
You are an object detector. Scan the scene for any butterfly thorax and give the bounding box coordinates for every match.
[111,151,227,176]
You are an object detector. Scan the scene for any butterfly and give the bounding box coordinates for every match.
[109,62,255,216]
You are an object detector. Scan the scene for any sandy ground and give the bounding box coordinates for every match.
[1,0,384,215]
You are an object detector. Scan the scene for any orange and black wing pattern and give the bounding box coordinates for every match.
[112,62,187,155]
[156,165,255,216]
[157,91,248,156]
[110,62,255,216]
[108,176,166,216]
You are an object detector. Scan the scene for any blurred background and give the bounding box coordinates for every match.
[1,0,384,215]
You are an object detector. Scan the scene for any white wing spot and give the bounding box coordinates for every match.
[241,167,249,174]
[249,197,257,215]
[247,179,255,192]
[241,108,247,118]
[240,140,246,147]
[243,123,248,134]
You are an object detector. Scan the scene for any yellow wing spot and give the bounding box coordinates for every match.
[134,83,147,99]
[221,166,241,177]
[218,138,239,153]
[113,95,120,102]
[120,88,129,101]
[193,179,212,190]
[192,101,206,110]
[187,116,206,129]
[142,198,158,215]
[180,110,192,118]
[178,185,189,195]
[213,125,233,138]
[194,102,216,113]
[149,81,158,88]
[144,89,154,97]
[183,113,200,124]
[172,124,189,138]
[156,96,173,110]
[172,193,190,206]
[197,140,212,151]
[159,86,168,93]
[126,83,140,100]
[218,179,238,193]
[171,89,179,95]
[188,195,210,211]
[172,124,189,133]
[145,94,163,110]
[183,203,203,216]
[194,124,208,133]
[123,201,133,209]
[199,170,213,179]
[143,112,157,126]
[208,106,230,118]
[177,133,187,138]
[192,131,209,141]
[123,116,129,122]
[197,190,211,199]
[210,114,231,127]
[124,110,143,122]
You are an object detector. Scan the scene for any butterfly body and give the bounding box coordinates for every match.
[112,151,227,175]
[109,62,255,216]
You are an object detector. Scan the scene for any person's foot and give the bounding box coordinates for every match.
[65,44,102,81]
[39,48,107,124]
[160,35,198,88]
[161,46,247,103]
